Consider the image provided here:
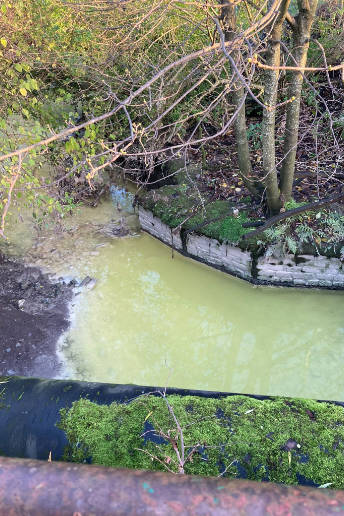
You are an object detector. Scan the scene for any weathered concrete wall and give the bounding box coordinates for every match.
[138,207,344,289]
[257,254,344,288]
[186,234,252,280]
[138,207,183,250]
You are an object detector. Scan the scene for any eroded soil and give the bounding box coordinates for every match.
[0,254,73,378]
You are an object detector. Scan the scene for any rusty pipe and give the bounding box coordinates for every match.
[0,457,344,515]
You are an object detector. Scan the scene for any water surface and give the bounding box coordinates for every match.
[55,208,343,400]
[3,192,344,400]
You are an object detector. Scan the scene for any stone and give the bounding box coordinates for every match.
[138,206,344,289]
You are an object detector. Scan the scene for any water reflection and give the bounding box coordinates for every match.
[4,179,342,400]
[58,228,344,401]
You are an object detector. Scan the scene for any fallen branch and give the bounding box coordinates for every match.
[241,220,265,228]
[242,190,344,240]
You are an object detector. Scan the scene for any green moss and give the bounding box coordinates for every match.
[140,187,251,243]
[199,208,250,243]
[59,395,344,487]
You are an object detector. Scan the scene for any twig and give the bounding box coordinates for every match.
[0,155,22,238]
[135,448,176,474]
[218,460,235,477]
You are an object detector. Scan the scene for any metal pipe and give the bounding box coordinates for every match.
[0,376,272,462]
[0,457,344,515]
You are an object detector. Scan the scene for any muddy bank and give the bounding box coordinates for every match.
[0,254,73,378]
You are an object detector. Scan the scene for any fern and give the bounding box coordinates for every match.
[260,208,344,257]
[285,236,298,254]
[295,223,315,244]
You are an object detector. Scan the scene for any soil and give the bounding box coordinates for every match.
[0,253,74,378]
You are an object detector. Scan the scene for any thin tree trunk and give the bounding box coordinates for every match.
[221,1,259,197]
[279,0,318,201]
[261,0,291,215]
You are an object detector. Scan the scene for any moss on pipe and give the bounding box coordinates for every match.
[59,394,344,488]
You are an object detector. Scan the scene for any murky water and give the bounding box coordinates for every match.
[3,190,344,400]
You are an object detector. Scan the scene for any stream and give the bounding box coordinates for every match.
[2,183,344,401]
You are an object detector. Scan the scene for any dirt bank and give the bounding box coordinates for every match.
[0,254,73,378]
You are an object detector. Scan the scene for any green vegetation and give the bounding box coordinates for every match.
[0,0,208,132]
[0,0,211,230]
[141,185,344,254]
[141,185,250,243]
[0,1,343,250]
[59,394,344,488]
[257,203,344,257]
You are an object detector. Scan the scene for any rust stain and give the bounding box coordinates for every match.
[0,457,343,515]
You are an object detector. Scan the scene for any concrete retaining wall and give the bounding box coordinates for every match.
[186,234,252,279]
[256,254,344,288]
[138,206,344,289]
[138,206,183,250]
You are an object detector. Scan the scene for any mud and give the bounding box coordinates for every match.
[0,254,73,378]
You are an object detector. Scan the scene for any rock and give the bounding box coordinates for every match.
[79,276,97,290]
[97,220,130,238]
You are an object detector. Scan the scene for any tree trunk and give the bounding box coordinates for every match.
[261,0,291,215]
[279,0,318,201]
[221,1,259,197]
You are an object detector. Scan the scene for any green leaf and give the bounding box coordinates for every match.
[22,108,30,118]
[14,63,23,73]
[22,80,32,92]
[19,87,27,97]
[0,38,7,48]
[29,78,39,91]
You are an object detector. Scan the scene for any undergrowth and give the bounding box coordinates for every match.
[257,201,344,257]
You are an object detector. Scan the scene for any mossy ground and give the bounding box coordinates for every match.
[59,394,344,488]
[140,185,251,243]
[139,173,344,257]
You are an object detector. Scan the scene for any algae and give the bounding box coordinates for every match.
[59,394,344,488]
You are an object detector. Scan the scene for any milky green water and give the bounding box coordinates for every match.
[55,211,344,400]
[3,193,344,400]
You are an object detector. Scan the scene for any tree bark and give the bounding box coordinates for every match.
[279,0,319,201]
[261,0,291,215]
[221,1,260,197]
